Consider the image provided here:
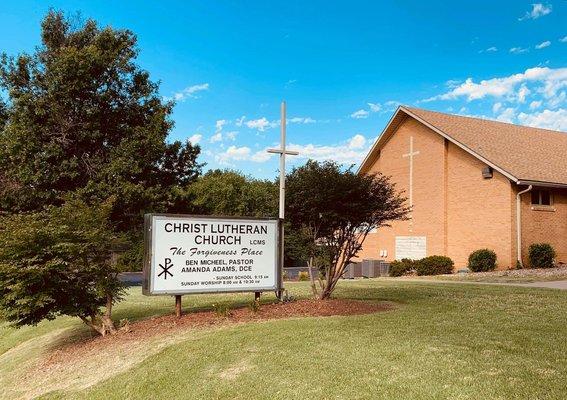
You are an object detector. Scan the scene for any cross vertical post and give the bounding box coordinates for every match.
[267,101,299,299]
[402,136,420,232]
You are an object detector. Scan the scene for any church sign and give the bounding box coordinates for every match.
[143,214,280,295]
[395,236,427,260]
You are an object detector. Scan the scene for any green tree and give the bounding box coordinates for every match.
[0,11,202,231]
[0,198,125,335]
[187,169,278,217]
[286,160,409,299]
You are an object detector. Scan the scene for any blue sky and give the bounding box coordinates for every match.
[1,1,566,178]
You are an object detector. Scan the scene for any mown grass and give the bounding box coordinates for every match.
[1,279,566,400]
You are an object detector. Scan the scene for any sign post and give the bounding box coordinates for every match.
[268,101,299,299]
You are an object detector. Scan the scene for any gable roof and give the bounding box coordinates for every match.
[358,106,567,187]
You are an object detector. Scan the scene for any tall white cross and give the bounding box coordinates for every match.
[267,101,298,296]
[267,101,299,219]
[402,136,419,232]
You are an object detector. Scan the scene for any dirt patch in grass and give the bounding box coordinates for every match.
[15,299,390,399]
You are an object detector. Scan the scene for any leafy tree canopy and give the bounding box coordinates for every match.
[187,169,278,217]
[0,197,125,335]
[0,11,202,230]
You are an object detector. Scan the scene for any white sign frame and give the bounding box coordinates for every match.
[142,214,281,296]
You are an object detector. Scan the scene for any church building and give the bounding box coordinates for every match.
[357,106,567,269]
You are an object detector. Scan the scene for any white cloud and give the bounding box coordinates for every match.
[188,134,202,144]
[517,109,567,131]
[517,84,531,103]
[287,137,372,165]
[216,145,252,164]
[168,83,209,102]
[348,134,366,149]
[350,109,369,119]
[561,36,567,43]
[518,3,552,21]
[479,46,498,53]
[209,119,228,143]
[548,91,566,108]
[367,102,382,112]
[288,117,316,124]
[215,145,274,164]
[250,150,273,163]
[246,117,276,131]
[212,134,374,166]
[384,100,402,111]
[215,119,227,132]
[235,116,246,126]
[530,100,542,109]
[495,107,516,123]
[209,132,222,143]
[225,131,238,141]
[535,40,551,49]
[423,67,567,105]
[492,102,502,113]
[510,47,529,54]
[446,80,462,88]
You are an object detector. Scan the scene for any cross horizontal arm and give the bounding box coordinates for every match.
[267,148,299,155]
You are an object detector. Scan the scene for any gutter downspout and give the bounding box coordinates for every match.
[516,185,532,267]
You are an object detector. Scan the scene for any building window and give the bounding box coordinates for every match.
[531,189,552,206]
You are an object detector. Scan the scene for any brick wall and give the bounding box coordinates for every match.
[519,187,567,265]
[445,143,513,269]
[357,116,516,270]
[356,117,446,262]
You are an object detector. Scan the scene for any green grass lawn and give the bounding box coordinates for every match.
[1,280,566,400]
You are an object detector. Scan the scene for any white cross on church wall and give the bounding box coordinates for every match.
[402,136,419,232]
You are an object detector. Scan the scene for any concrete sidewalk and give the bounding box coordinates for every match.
[403,278,567,290]
[510,280,567,290]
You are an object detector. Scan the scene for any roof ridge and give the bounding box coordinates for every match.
[401,105,567,135]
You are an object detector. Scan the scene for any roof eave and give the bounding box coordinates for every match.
[357,106,407,175]
[516,180,567,189]
[358,106,520,184]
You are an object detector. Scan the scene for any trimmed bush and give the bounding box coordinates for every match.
[529,243,556,269]
[297,271,310,281]
[389,259,415,277]
[415,256,454,276]
[468,249,497,272]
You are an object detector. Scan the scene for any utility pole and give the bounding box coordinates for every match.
[268,101,298,299]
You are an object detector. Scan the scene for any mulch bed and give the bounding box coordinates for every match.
[41,299,392,367]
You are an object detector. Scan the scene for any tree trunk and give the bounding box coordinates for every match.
[306,257,318,297]
[79,294,117,336]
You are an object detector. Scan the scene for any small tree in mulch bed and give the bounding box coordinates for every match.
[286,160,409,300]
[0,198,126,336]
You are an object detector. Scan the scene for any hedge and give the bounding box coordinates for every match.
[468,249,497,272]
[529,243,556,269]
[415,256,454,276]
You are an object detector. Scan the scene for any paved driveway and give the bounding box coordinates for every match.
[512,280,567,290]
[400,278,567,290]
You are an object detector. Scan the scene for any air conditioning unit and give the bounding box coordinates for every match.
[361,259,391,277]
[343,262,362,279]
[362,259,382,278]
